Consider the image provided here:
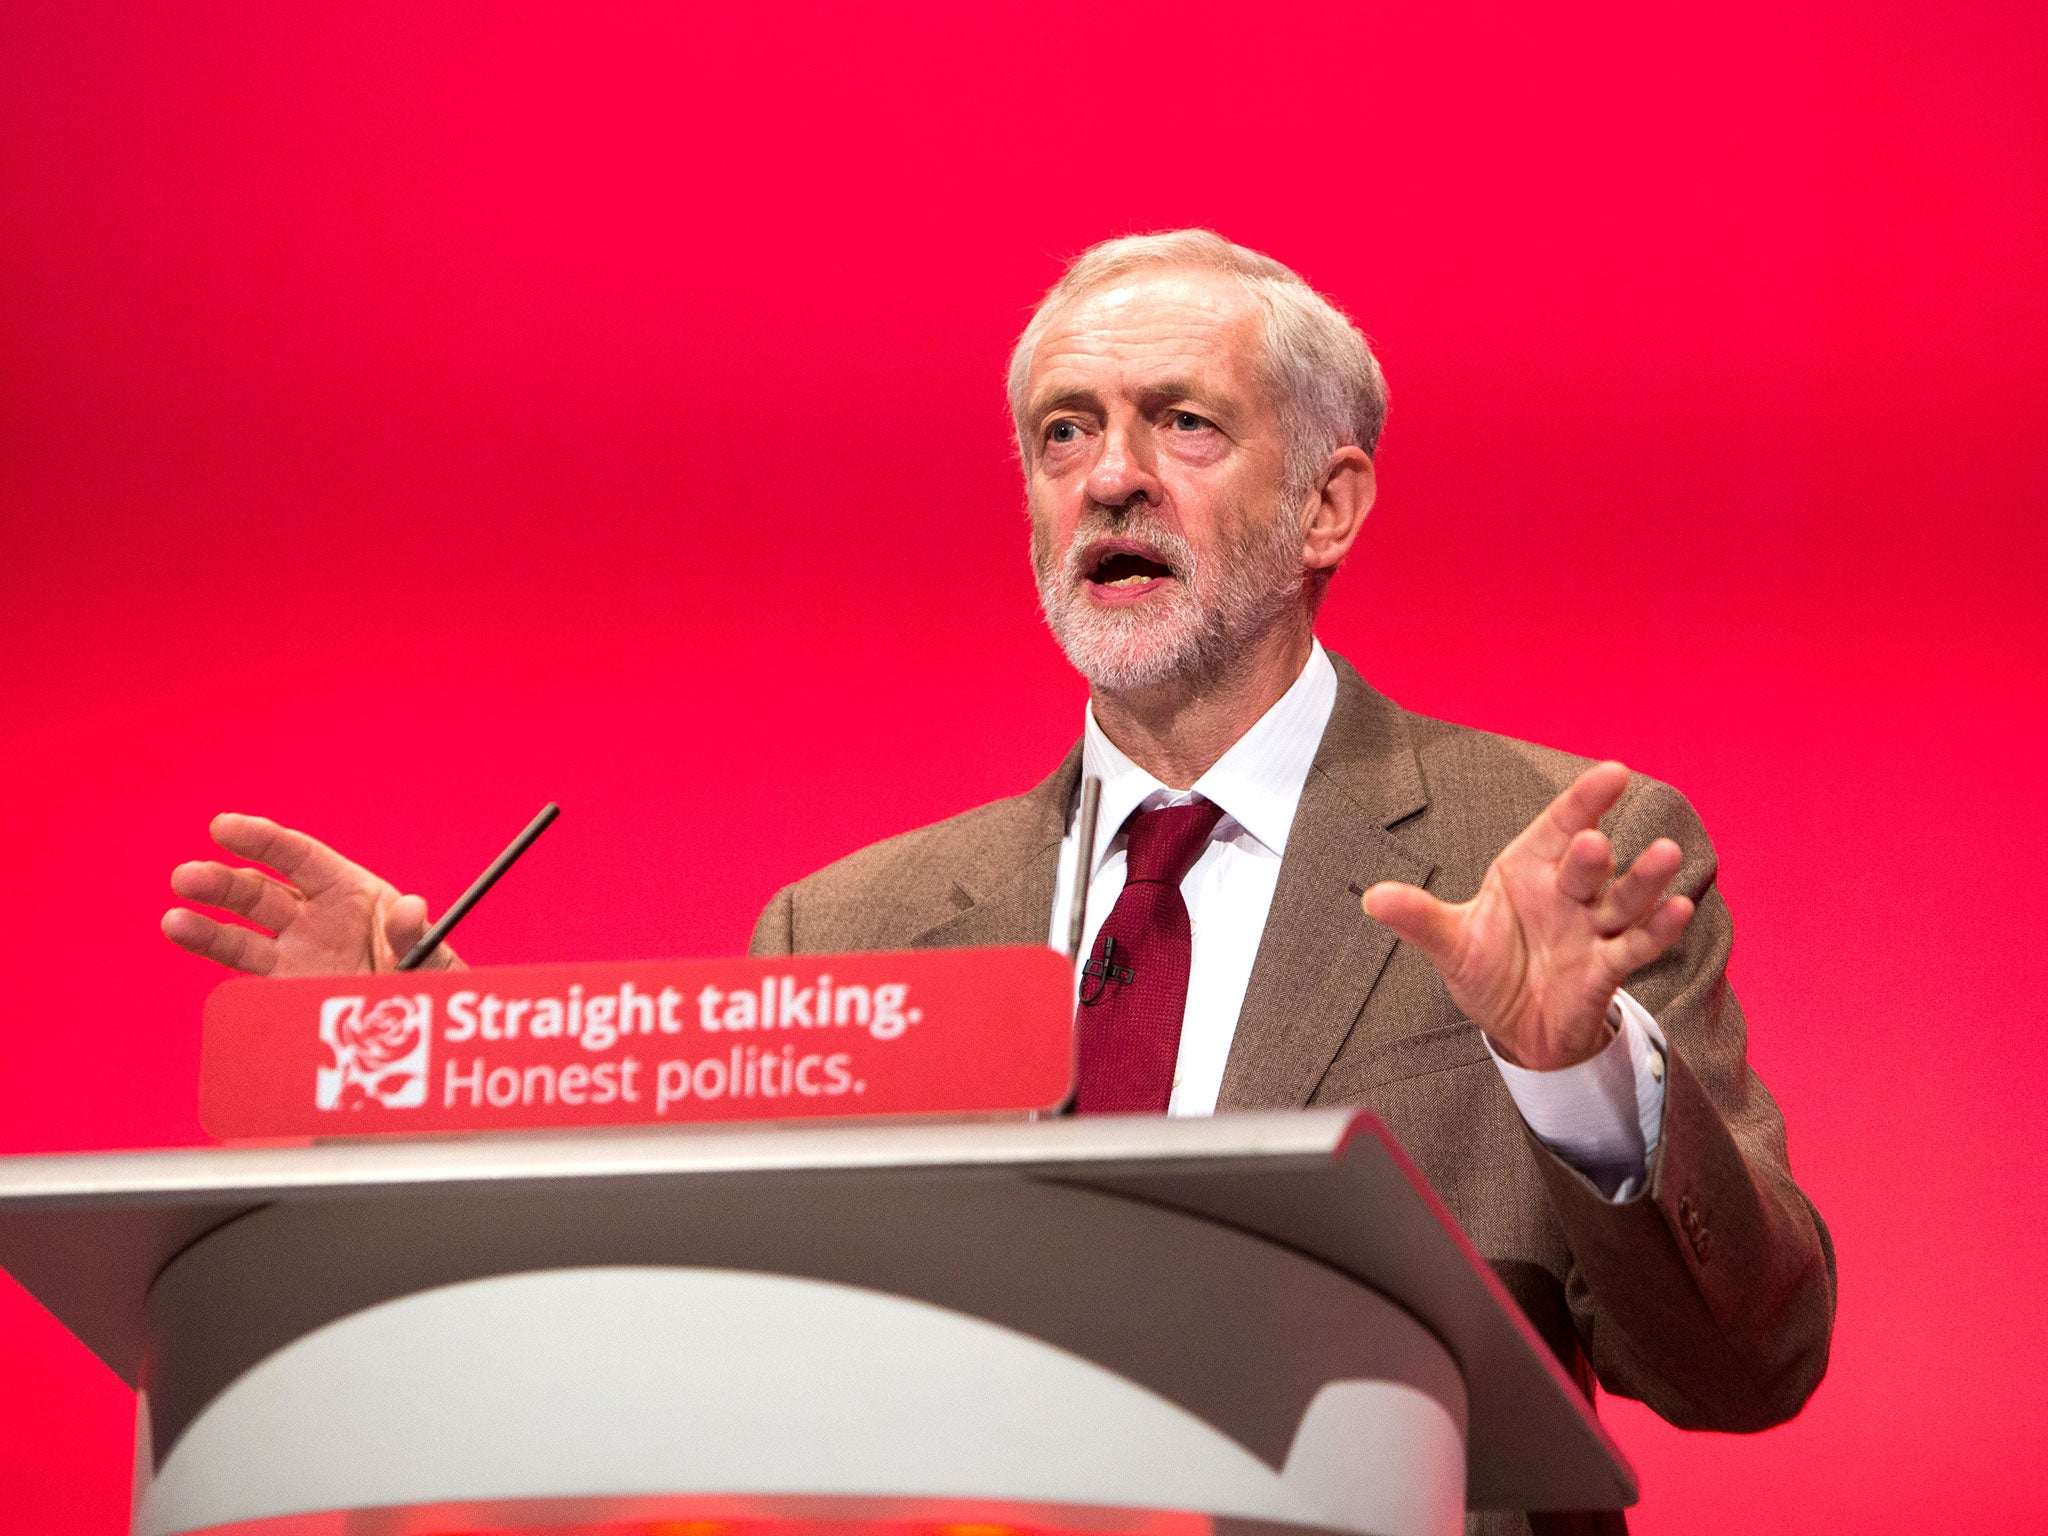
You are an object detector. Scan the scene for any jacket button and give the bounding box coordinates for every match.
[1677,1194,1711,1263]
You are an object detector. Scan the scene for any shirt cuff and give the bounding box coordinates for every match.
[1484,991,1669,1201]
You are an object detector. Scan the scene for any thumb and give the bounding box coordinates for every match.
[385,893,430,950]
[1362,881,1465,966]
[382,894,437,968]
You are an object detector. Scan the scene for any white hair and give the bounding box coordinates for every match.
[1005,229,1389,503]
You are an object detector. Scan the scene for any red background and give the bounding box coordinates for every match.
[2,1,2044,1529]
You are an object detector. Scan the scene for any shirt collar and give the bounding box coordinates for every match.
[1079,640,1339,874]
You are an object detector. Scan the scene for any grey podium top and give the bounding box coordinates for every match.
[0,1108,1634,1511]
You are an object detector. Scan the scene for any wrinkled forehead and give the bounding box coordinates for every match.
[1024,267,1271,417]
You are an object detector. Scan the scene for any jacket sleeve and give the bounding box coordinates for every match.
[749,885,797,957]
[1526,778,1836,1430]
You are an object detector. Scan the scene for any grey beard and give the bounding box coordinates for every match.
[1032,501,1307,693]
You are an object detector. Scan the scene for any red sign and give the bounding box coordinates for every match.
[200,947,1076,1141]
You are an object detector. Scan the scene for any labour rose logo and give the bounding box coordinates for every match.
[317,994,432,1110]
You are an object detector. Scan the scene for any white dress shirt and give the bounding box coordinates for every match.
[1046,641,1668,1198]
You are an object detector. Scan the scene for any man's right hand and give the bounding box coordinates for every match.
[162,814,459,977]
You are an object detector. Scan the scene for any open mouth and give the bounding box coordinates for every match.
[1084,545,1176,592]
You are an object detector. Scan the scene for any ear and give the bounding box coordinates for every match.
[1300,446,1376,574]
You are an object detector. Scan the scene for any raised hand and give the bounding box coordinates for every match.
[1363,762,1693,1070]
[162,814,459,977]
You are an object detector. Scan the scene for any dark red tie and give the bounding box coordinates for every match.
[1075,799,1226,1113]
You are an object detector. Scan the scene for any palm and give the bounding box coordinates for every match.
[277,875,409,973]
[1364,762,1693,1070]
[1441,859,1625,1064]
[163,814,454,977]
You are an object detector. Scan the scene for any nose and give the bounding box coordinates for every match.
[1082,418,1164,512]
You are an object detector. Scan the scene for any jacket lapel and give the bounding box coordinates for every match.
[1217,657,1435,1109]
[899,659,1431,1106]
[906,744,1082,951]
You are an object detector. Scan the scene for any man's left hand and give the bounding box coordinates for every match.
[1363,761,1694,1070]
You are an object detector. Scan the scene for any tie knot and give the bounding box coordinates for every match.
[1121,799,1225,887]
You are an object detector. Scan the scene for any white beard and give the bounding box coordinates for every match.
[1031,498,1306,693]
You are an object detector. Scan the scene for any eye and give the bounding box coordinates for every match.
[1046,420,1082,445]
[1170,410,1212,432]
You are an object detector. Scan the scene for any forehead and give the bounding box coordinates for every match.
[1025,267,1269,412]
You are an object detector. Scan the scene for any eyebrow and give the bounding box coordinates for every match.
[1027,379,1235,428]
[1140,379,1219,410]
[1026,387,1100,427]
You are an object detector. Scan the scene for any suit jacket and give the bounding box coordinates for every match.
[751,653,1836,1535]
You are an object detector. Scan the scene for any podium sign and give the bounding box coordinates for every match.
[200,946,1075,1140]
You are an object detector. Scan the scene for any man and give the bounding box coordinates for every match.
[165,231,1833,1534]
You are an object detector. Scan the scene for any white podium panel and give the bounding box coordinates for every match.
[144,1269,1464,1536]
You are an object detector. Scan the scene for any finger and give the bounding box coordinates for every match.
[1599,894,1696,978]
[1362,881,1465,966]
[1593,837,1684,936]
[209,814,360,899]
[161,908,280,975]
[1555,829,1615,904]
[170,860,302,933]
[1514,762,1631,863]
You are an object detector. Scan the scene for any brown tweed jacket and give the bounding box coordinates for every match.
[750,652,1836,1534]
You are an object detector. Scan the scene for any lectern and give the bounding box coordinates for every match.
[0,1110,1634,1536]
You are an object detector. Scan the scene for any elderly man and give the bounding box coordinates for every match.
[166,231,1833,1534]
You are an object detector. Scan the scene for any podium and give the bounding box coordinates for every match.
[0,1109,1634,1536]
